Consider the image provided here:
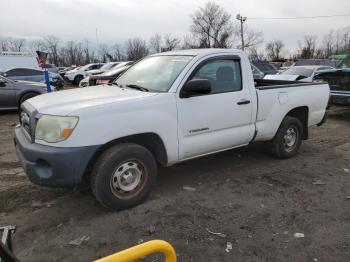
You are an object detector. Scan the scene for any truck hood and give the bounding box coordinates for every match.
[27,85,159,115]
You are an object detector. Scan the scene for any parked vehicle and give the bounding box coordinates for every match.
[0,75,46,110]
[264,65,334,82]
[79,65,132,87]
[65,63,104,85]
[0,51,40,71]
[314,68,350,105]
[58,66,77,78]
[41,63,59,74]
[4,68,64,89]
[14,49,329,210]
[85,62,121,76]
[251,61,278,75]
[251,64,264,79]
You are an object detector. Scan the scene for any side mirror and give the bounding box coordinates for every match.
[180,79,211,98]
[0,81,6,87]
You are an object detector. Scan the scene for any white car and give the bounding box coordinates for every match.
[85,62,121,77]
[79,61,134,87]
[264,65,334,82]
[65,63,104,85]
[15,49,329,210]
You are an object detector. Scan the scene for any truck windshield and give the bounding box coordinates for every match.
[115,55,193,92]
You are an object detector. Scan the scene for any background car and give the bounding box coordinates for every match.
[0,75,46,110]
[314,68,350,105]
[251,61,278,75]
[64,63,104,85]
[58,66,77,77]
[79,63,134,87]
[264,65,334,82]
[4,68,64,89]
[41,63,59,74]
[251,64,265,79]
[85,62,121,76]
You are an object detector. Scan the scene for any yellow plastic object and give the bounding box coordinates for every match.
[95,240,177,262]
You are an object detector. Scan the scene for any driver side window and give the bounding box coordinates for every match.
[191,59,242,94]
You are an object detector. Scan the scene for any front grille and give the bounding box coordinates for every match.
[20,110,31,137]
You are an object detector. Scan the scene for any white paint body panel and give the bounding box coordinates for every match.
[26,49,330,166]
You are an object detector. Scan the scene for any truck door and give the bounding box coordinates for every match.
[177,56,254,160]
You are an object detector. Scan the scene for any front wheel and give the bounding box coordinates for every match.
[90,143,157,210]
[270,116,303,159]
[73,75,83,85]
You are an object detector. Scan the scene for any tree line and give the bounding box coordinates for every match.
[1,1,349,66]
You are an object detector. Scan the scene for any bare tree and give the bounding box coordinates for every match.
[126,38,149,61]
[190,1,234,48]
[98,44,110,62]
[110,44,125,61]
[181,34,198,49]
[248,47,265,61]
[298,35,317,59]
[149,34,162,53]
[29,39,45,53]
[233,25,263,50]
[266,39,285,60]
[163,34,180,51]
[82,39,91,64]
[0,39,8,51]
[6,37,26,52]
[43,35,60,65]
[322,30,335,58]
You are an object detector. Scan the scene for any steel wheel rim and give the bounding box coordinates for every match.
[110,160,147,199]
[283,126,298,152]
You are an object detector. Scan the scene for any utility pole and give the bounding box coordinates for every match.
[236,14,247,51]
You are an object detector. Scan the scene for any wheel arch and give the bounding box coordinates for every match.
[285,106,309,140]
[17,91,41,107]
[83,132,168,182]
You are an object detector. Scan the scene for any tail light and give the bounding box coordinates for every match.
[96,79,110,85]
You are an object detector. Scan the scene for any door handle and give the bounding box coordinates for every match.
[237,99,251,105]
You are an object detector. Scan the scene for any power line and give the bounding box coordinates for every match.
[249,13,350,20]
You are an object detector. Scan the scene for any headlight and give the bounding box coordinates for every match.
[35,115,78,143]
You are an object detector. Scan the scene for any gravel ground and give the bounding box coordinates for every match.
[0,106,350,262]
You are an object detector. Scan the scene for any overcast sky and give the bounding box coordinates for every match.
[1,0,349,52]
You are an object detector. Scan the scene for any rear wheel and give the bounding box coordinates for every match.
[90,143,157,210]
[270,116,303,158]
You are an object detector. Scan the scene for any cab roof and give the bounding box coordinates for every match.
[152,48,243,58]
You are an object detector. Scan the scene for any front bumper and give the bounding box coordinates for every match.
[14,126,99,187]
[65,74,75,81]
[330,92,350,105]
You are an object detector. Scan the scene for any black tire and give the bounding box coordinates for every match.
[90,143,157,210]
[270,116,303,159]
[19,92,39,107]
[74,75,83,85]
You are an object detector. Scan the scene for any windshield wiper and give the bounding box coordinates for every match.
[125,84,149,92]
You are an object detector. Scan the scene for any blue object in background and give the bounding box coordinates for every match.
[44,69,52,92]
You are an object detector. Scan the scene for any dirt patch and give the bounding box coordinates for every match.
[1,107,350,262]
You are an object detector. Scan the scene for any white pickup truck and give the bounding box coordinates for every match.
[14,49,329,210]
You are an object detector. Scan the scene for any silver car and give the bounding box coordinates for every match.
[0,75,46,110]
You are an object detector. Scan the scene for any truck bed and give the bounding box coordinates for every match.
[254,79,324,90]
[253,79,330,142]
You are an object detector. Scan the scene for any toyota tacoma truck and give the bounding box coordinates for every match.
[14,49,330,210]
